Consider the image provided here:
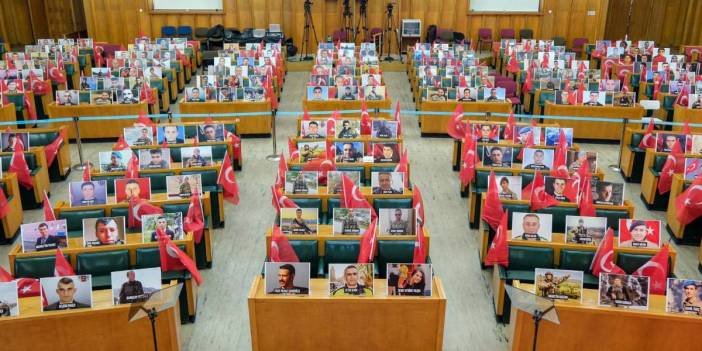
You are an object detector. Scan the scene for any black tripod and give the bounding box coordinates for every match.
[531,305,555,351]
[342,0,353,40]
[300,0,318,61]
[382,3,402,61]
[145,307,159,351]
[354,0,369,43]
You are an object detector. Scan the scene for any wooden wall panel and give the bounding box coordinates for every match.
[28,0,49,40]
[2,0,34,45]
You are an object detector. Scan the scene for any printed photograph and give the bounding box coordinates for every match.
[82,217,126,247]
[371,171,405,194]
[111,267,162,305]
[666,278,702,315]
[280,208,318,235]
[181,146,213,167]
[598,273,650,310]
[114,178,151,203]
[618,219,661,249]
[68,180,108,207]
[522,148,554,170]
[328,263,373,296]
[20,220,68,252]
[264,262,311,295]
[489,175,522,200]
[378,208,414,235]
[41,275,93,311]
[565,215,607,245]
[332,208,371,235]
[326,170,361,194]
[511,212,553,242]
[387,264,432,296]
[534,268,584,302]
[141,213,184,243]
[166,174,203,199]
[138,148,171,170]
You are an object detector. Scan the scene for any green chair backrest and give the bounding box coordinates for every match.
[502,203,531,227]
[377,240,415,277]
[182,170,218,189]
[327,198,341,224]
[324,240,360,271]
[653,155,667,172]
[292,198,322,215]
[337,166,366,185]
[141,172,174,193]
[59,209,106,233]
[162,203,190,218]
[134,245,186,269]
[92,175,121,195]
[1,153,37,171]
[111,207,130,219]
[630,133,644,148]
[76,250,129,276]
[559,249,595,272]
[290,240,319,274]
[536,206,578,233]
[616,252,654,274]
[15,255,69,278]
[597,209,629,231]
[373,198,412,215]
[28,131,60,147]
[508,246,554,271]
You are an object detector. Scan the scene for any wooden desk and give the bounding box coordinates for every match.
[0,103,17,123]
[543,102,645,141]
[418,101,513,135]
[0,282,181,350]
[178,100,272,136]
[673,104,702,133]
[508,281,702,351]
[248,276,446,351]
[46,102,153,139]
[665,174,700,243]
[302,98,393,119]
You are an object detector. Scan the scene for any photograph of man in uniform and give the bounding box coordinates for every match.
[197,124,225,142]
[184,147,213,167]
[583,91,604,106]
[535,269,583,301]
[619,219,660,248]
[330,264,373,296]
[335,142,363,163]
[372,172,404,194]
[565,216,608,245]
[337,120,360,139]
[592,180,624,205]
[371,120,398,139]
[512,213,552,241]
[302,121,324,139]
[0,282,18,317]
[599,274,649,310]
[267,264,310,295]
[483,147,512,168]
[139,148,170,169]
[115,178,150,203]
[156,125,185,144]
[143,213,183,242]
[69,181,107,207]
[118,270,146,304]
[84,217,124,247]
[291,208,313,234]
[43,276,91,311]
[523,149,553,170]
[386,208,412,235]
[656,133,686,152]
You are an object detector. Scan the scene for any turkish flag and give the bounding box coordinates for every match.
[303,107,311,120]
[412,185,425,227]
[128,197,163,229]
[125,154,139,179]
[115,134,130,150]
[217,151,240,205]
[135,111,156,136]
[140,82,156,105]
[530,172,560,211]
[523,66,534,92]
[653,77,662,99]
[633,244,670,295]
[551,145,569,178]
[459,129,477,187]
[47,59,67,84]
[327,111,339,136]
[0,265,11,281]
[43,190,55,221]
[265,77,277,110]
[23,92,37,121]
[506,51,520,74]
[0,187,9,219]
[412,224,427,264]
[184,193,205,243]
[578,176,597,216]
[340,175,377,221]
[8,146,33,190]
[360,99,372,135]
[503,111,515,141]
[674,83,690,107]
[564,159,590,202]
[657,139,684,194]
[394,148,409,187]
[517,129,535,161]
[270,225,299,262]
[288,137,300,161]
[590,228,625,277]
[224,130,242,162]
[357,219,378,264]
[675,174,702,225]
[82,161,91,181]
[28,70,48,95]
[484,212,509,267]
[481,171,505,230]
[447,104,466,140]
[275,153,287,189]
[271,186,298,214]
[16,278,41,298]
[394,101,402,136]
[158,232,203,285]
[44,128,66,166]
[54,248,76,276]
[638,118,656,149]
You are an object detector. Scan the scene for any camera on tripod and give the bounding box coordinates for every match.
[304,0,312,11]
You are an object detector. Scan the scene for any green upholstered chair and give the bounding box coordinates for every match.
[162,202,209,269]
[134,247,192,323]
[141,172,174,193]
[373,198,412,215]
[376,240,415,277]
[595,208,630,232]
[322,240,360,275]
[536,206,578,233]
[14,255,69,279]
[616,252,654,274]
[1,153,41,209]
[28,131,63,181]
[337,166,366,185]
[76,251,130,289]
[59,209,106,238]
[499,246,554,283]
[288,240,320,276]
[559,249,598,287]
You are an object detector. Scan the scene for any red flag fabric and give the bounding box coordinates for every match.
[484,212,509,267]
[340,175,377,221]
[8,147,33,189]
[360,99,372,135]
[590,228,626,277]
[82,161,91,181]
[275,153,287,189]
[44,128,66,166]
[23,93,37,121]
[523,66,534,92]
[517,129,535,161]
[128,197,163,229]
[270,225,299,262]
[653,77,662,99]
[459,128,477,187]
[447,104,466,140]
[530,172,560,211]
[633,244,670,295]
[217,151,240,204]
[357,219,378,263]
[158,232,202,285]
[506,51,520,74]
[184,193,205,243]
[48,59,67,84]
[394,149,409,187]
[551,144,569,178]
[503,111,515,141]
[265,78,278,110]
[140,82,157,105]
[657,139,684,194]
[674,83,690,107]
[578,176,597,216]
[394,101,402,136]
[303,107,311,121]
[54,248,76,276]
[115,134,130,150]
[0,265,12,282]
[288,137,300,161]
[412,185,425,227]
[675,175,702,225]
[412,224,427,264]
[638,118,656,149]
[271,186,298,214]
[43,190,55,221]
[481,171,505,230]
[16,278,41,298]
[682,120,691,135]
[126,154,139,179]
[135,111,156,135]
[224,130,242,162]
[326,111,338,136]
[0,187,9,219]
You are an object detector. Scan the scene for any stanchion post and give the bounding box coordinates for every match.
[609,117,628,173]
[485,112,492,121]
[266,109,280,161]
[71,116,90,170]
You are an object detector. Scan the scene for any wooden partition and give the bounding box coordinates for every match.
[47,102,153,140]
[178,100,272,136]
[543,102,645,141]
[419,101,513,135]
[248,276,446,351]
[0,282,181,351]
[673,105,702,133]
[302,98,392,119]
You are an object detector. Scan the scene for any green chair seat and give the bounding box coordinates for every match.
[289,240,319,276]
